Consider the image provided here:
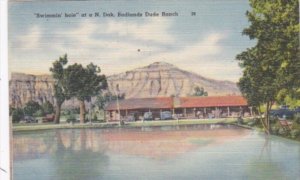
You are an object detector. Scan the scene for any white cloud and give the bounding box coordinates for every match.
[53,20,166,66]
[134,32,226,68]
[106,19,174,43]
[17,25,41,50]
[137,32,241,82]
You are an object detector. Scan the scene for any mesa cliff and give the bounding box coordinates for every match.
[9,62,240,108]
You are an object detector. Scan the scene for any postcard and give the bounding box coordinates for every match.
[2,0,300,179]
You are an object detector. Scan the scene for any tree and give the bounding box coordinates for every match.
[95,91,125,110]
[237,0,299,133]
[192,86,208,96]
[50,54,70,124]
[24,100,41,116]
[42,100,54,114]
[11,108,24,123]
[64,63,107,123]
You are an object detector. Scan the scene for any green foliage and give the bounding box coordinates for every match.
[41,101,54,114]
[279,95,300,108]
[269,115,279,124]
[33,109,45,117]
[63,62,107,123]
[50,54,70,123]
[50,54,70,105]
[24,100,41,116]
[12,108,24,123]
[9,106,15,116]
[247,118,258,126]
[66,114,77,123]
[64,63,107,101]
[92,114,98,121]
[192,86,208,96]
[50,54,107,123]
[239,0,299,102]
[290,129,300,139]
[96,91,125,109]
[236,0,299,132]
[294,113,300,124]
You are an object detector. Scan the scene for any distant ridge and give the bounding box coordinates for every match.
[107,61,240,98]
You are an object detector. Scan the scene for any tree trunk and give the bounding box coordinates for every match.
[79,100,86,124]
[258,106,269,134]
[265,102,273,135]
[54,102,62,124]
[265,102,273,134]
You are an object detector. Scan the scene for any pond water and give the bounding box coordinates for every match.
[13,124,300,180]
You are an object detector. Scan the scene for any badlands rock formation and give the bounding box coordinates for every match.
[9,62,240,108]
[108,62,240,98]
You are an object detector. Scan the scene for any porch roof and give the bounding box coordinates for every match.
[105,97,173,110]
[179,96,247,108]
[105,96,248,111]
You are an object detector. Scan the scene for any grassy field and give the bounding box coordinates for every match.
[126,118,239,127]
[12,118,243,132]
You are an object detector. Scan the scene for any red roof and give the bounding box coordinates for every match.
[179,96,247,108]
[105,96,248,111]
[105,97,173,110]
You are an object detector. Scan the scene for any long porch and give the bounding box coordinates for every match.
[105,106,253,122]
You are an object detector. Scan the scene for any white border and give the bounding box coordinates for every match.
[0,0,11,179]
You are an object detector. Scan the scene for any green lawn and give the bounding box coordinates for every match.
[126,118,239,127]
[13,118,242,132]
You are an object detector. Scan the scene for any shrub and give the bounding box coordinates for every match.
[61,110,70,116]
[237,116,244,124]
[293,113,300,124]
[271,126,279,135]
[24,101,41,116]
[247,118,259,126]
[269,115,278,124]
[41,101,54,114]
[66,114,76,123]
[290,129,300,139]
[278,128,287,136]
[33,109,45,117]
[12,108,24,123]
[92,114,98,121]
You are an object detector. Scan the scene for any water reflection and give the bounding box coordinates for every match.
[53,130,109,180]
[13,125,300,179]
[102,125,248,159]
[247,135,300,179]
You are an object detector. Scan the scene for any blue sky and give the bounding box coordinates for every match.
[8,0,255,82]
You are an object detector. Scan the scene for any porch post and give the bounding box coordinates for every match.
[160,109,162,119]
[184,108,187,117]
[240,106,243,117]
[227,107,230,117]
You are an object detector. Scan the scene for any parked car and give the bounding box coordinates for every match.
[294,107,300,114]
[42,114,55,123]
[143,112,153,121]
[20,116,37,123]
[269,108,294,119]
[126,112,137,122]
[160,111,172,120]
